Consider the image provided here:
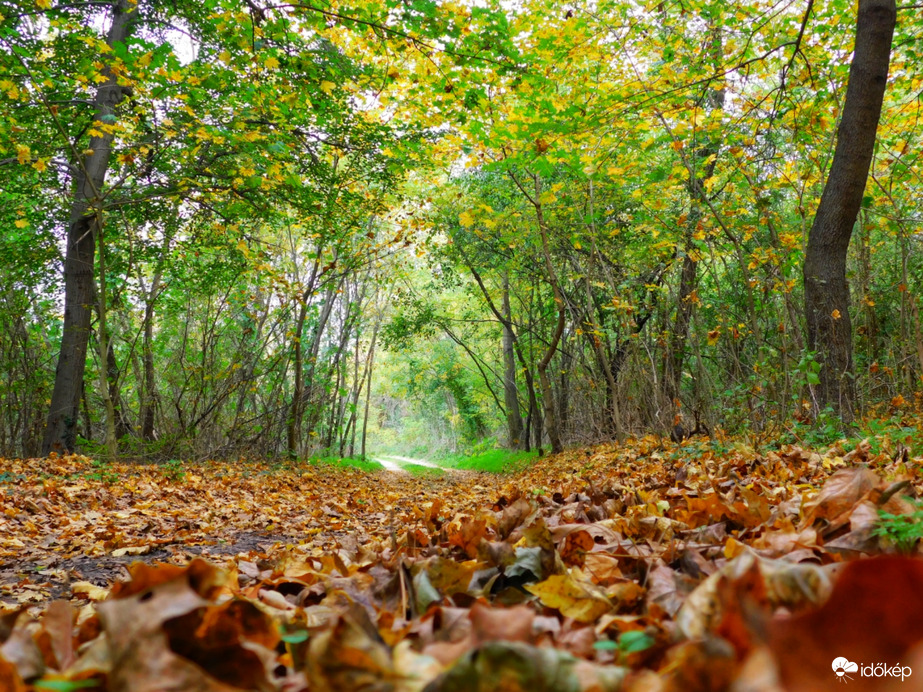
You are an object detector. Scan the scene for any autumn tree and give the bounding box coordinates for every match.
[803,0,896,423]
[40,0,138,454]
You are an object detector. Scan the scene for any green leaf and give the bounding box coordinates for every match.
[34,680,99,691]
[618,630,654,653]
[647,167,667,183]
[281,630,310,643]
[593,639,619,651]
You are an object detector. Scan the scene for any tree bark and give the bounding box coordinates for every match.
[803,0,895,423]
[43,0,138,455]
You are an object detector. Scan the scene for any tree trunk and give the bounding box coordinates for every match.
[803,0,895,423]
[288,301,308,459]
[666,28,725,405]
[459,252,537,452]
[531,178,565,455]
[501,274,524,449]
[95,230,119,458]
[141,277,160,442]
[43,0,137,455]
[360,324,378,459]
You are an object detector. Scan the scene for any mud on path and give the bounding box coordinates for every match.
[0,455,497,610]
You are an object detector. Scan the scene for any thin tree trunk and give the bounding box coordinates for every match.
[666,29,725,405]
[288,301,307,458]
[139,234,170,443]
[501,273,524,448]
[803,0,895,423]
[459,251,538,452]
[530,177,565,454]
[95,229,118,458]
[360,323,379,459]
[141,277,160,442]
[43,0,137,455]
[584,180,623,439]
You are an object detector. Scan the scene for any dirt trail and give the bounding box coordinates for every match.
[371,455,448,472]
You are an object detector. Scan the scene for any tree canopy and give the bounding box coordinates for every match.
[1,0,922,460]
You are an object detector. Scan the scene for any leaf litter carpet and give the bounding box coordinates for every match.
[1,437,923,691]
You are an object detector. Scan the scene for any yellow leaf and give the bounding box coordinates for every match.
[459,211,475,227]
[36,0,52,8]
[219,51,232,64]
[320,80,336,95]
[14,219,28,229]
[265,56,280,70]
[32,158,47,173]
[831,309,841,320]
[72,581,109,601]
[525,573,613,623]
[16,144,30,165]
[724,536,746,559]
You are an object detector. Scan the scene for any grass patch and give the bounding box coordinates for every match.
[439,449,538,473]
[401,463,445,477]
[306,455,385,473]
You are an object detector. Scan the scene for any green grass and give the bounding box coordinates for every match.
[306,455,385,473]
[438,449,538,473]
[401,463,445,477]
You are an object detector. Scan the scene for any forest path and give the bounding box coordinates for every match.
[371,455,449,472]
[0,456,491,610]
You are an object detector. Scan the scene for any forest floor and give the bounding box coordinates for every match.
[1,435,922,690]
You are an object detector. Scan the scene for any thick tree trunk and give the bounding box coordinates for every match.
[43,0,137,455]
[803,0,895,423]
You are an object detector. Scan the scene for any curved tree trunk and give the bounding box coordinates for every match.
[803,0,895,423]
